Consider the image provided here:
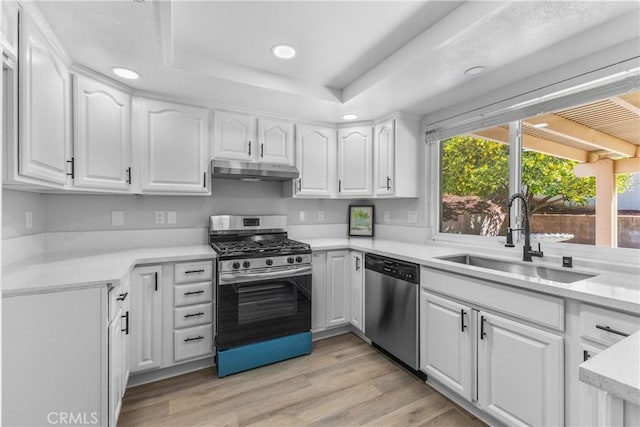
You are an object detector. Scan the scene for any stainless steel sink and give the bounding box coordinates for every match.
[437,254,597,283]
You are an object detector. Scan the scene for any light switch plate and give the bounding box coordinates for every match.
[167,211,177,224]
[111,211,124,226]
[25,211,33,229]
[408,211,418,224]
[155,211,165,224]
[299,211,305,222]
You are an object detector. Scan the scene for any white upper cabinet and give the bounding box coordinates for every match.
[337,126,373,197]
[18,12,71,186]
[214,111,294,165]
[373,116,419,198]
[1,0,18,58]
[256,117,294,165]
[214,110,254,162]
[374,119,395,196]
[73,75,131,192]
[289,124,336,197]
[136,98,210,194]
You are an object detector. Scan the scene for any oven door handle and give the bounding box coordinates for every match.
[219,265,312,285]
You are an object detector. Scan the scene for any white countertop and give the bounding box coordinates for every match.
[579,331,640,405]
[1,245,216,297]
[304,238,640,314]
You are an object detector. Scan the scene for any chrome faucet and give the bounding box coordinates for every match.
[505,192,543,262]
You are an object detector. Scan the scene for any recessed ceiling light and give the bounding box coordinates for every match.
[342,114,358,121]
[464,66,487,76]
[532,122,549,128]
[112,67,140,80]
[272,45,296,59]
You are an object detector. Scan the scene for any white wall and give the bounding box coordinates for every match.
[2,190,45,239]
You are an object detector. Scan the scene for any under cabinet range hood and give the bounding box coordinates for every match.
[211,159,299,182]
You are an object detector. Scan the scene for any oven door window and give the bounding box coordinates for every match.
[217,275,311,349]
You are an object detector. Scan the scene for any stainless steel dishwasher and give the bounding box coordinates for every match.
[364,253,420,370]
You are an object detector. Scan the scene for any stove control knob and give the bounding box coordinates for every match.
[243,261,251,268]
[265,259,273,266]
[287,257,295,264]
[296,256,303,263]
[232,262,240,269]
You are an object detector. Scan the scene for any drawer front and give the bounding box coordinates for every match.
[174,303,213,329]
[580,304,640,346]
[174,282,213,307]
[175,261,213,284]
[422,267,565,331]
[174,324,213,362]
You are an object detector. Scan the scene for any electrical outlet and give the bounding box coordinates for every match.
[155,211,165,224]
[299,211,305,222]
[408,211,418,224]
[25,211,33,229]
[318,211,324,222]
[384,211,390,222]
[167,211,177,224]
[111,211,124,226]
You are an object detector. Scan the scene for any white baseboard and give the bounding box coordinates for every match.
[127,357,214,388]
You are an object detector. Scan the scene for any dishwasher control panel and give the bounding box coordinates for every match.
[365,253,419,284]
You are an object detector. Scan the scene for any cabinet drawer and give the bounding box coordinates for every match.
[174,282,213,307]
[174,303,213,329]
[174,324,213,362]
[174,261,213,284]
[422,267,565,331]
[580,304,640,346]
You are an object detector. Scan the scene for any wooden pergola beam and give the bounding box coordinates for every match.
[574,156,640,176]
[471,127,589,163]
[525,114,637,158]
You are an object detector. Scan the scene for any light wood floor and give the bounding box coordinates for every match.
[119,333,485,427]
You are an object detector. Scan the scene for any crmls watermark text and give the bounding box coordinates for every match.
[47,412,99,425]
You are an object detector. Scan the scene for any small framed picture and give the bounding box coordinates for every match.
[348,205,374,237]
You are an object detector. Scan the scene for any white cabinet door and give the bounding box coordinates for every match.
[311,252,327,332]
[579,342,604,427]
[326,250,350,327]
[108,306,123,427]
[337,126,372,197]
[74,75,131,191]
[349,251,364,332]
[420,290,473,401]
[477,311,564,426]
[256,117,294,165]
[130,265,163,373]
[19,12,71,186]
[1,0,18,58]
[293,124,336,197]
[214,110,254,161]
[374,119,395,196]
[121,275,131,394]
[138,99,209,194]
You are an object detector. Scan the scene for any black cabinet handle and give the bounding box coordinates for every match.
[66,157,75,179]
[117,292,128,301]
[297,178,302,192]
[355,257,360,271]
[260,143,264,158]
[154,271,158,291]
[338,180,342,192]
[248,141,252,156]
[185,269,205,274]
[386,176,391,190]
[203,172,207,189]
[480,315,487,339]
[184,312,204,318]
[184,290,204,296]
[595,324,629,337]
[583,350,591,362]
[121,311,129,335]
[126,167,132,184]
[461,309,467,332]
[184,336,204,342]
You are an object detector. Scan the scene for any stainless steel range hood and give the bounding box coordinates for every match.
[211,159,299,181]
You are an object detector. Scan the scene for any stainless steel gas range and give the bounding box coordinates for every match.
[209,215,312,377]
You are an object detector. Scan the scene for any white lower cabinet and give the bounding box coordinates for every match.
[420,291,472,401]
[311,252,328,331]
[130,265,163,373]
[108,305,123,427]
[420,269,564,426]
[477,310,564,426]
[326,250,350,328]
[349,251,364,332]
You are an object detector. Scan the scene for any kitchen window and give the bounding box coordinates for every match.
[433,80,639,251]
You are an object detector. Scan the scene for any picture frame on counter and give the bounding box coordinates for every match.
[348,205,374,237]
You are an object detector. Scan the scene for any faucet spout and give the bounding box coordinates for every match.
[505,192,543,261]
